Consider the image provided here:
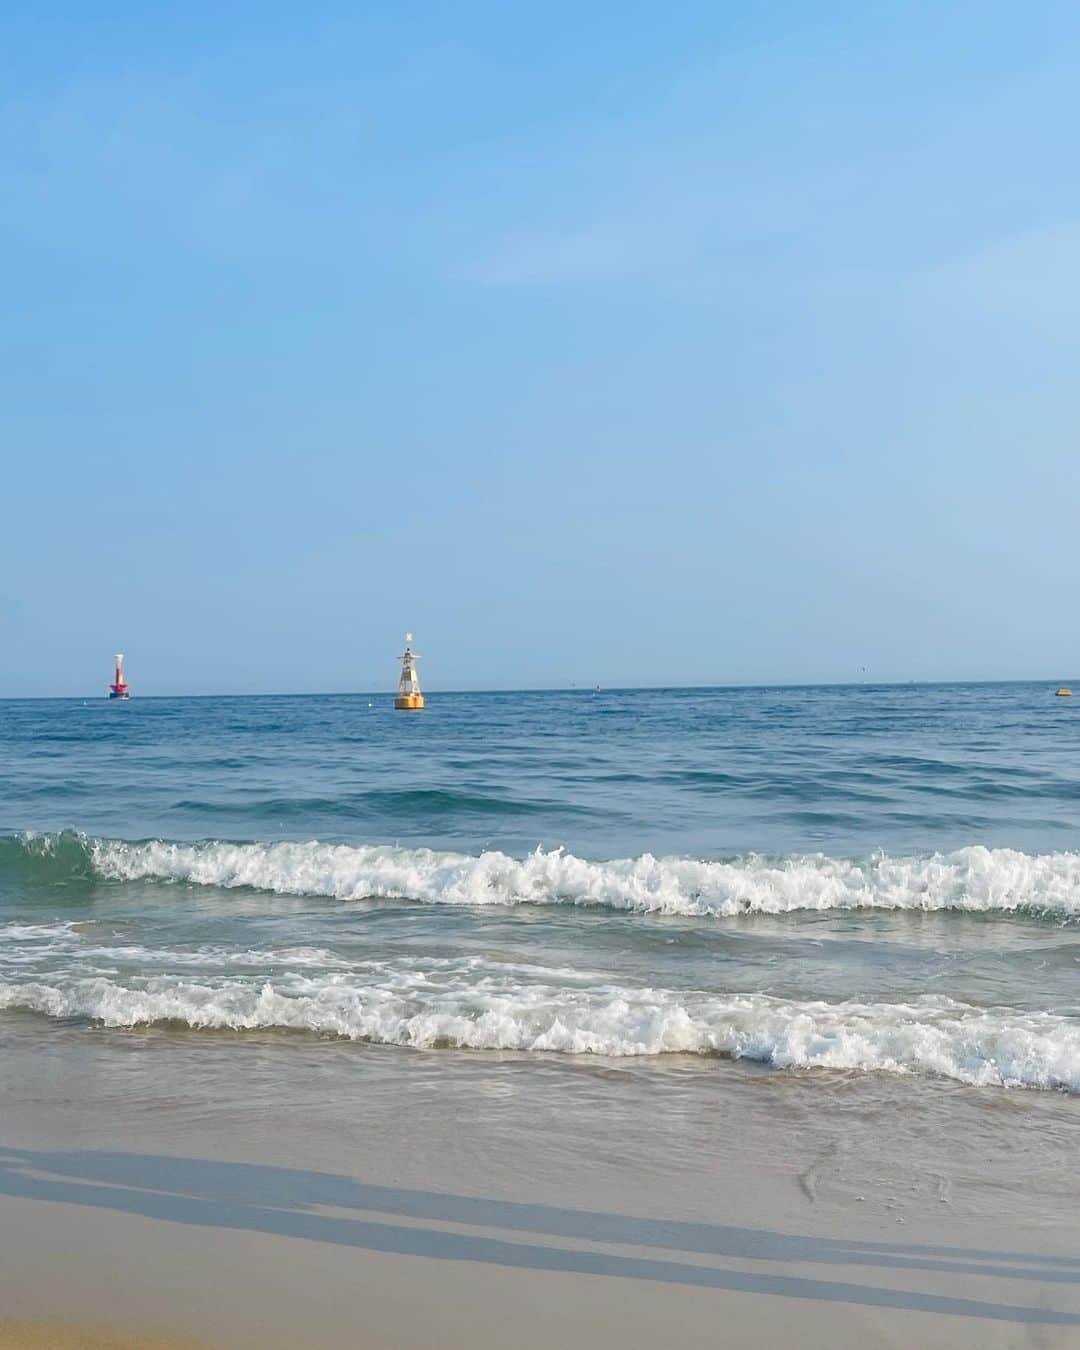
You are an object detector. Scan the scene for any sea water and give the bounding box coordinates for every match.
[2,682,1079,1101]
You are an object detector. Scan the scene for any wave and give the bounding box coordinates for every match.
[0,832,98,885]
[6,826,1080,923]
[1,963,1076,1090]
[168,788,584,821]
[5,831,1080,918]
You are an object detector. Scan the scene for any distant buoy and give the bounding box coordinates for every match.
[108,653,130,700]
[1055,687,1072,697]
[395,634,425,710]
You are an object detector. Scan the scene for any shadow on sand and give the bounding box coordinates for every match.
[0,1147,1076,1326]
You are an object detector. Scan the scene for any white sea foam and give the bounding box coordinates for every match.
[0,921,83,941]
[1,965,1076,1091]
[87,837,1080,919]
[0,926,349,973]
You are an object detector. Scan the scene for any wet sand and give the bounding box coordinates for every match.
[1,1030,1078,1348]
[0,1321,199,1349]
[3,1155,1079,1349]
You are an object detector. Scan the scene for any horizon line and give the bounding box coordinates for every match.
[1,677,1076,702]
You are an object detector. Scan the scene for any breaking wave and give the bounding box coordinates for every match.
[9,831,1080,920]
[1,961,1077,1091]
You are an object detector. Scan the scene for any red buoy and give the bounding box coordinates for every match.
[109,653,130,700]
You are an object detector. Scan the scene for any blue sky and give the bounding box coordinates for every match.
[2,2,1078,695]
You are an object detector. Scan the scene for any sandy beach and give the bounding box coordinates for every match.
[0,1322,200,1350]
[2,1023,1078,1349]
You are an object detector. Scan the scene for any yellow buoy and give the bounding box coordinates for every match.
[1055,687,1072,697]
[395,633,425,710]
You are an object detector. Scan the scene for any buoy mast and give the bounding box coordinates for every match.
[395,634,424,710]
[109,653,130,700]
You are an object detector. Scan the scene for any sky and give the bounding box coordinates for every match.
[2,1,1078,696]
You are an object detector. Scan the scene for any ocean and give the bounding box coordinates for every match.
[2,682,1079,1099]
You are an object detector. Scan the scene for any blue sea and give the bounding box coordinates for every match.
[2,682,1080,1093]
